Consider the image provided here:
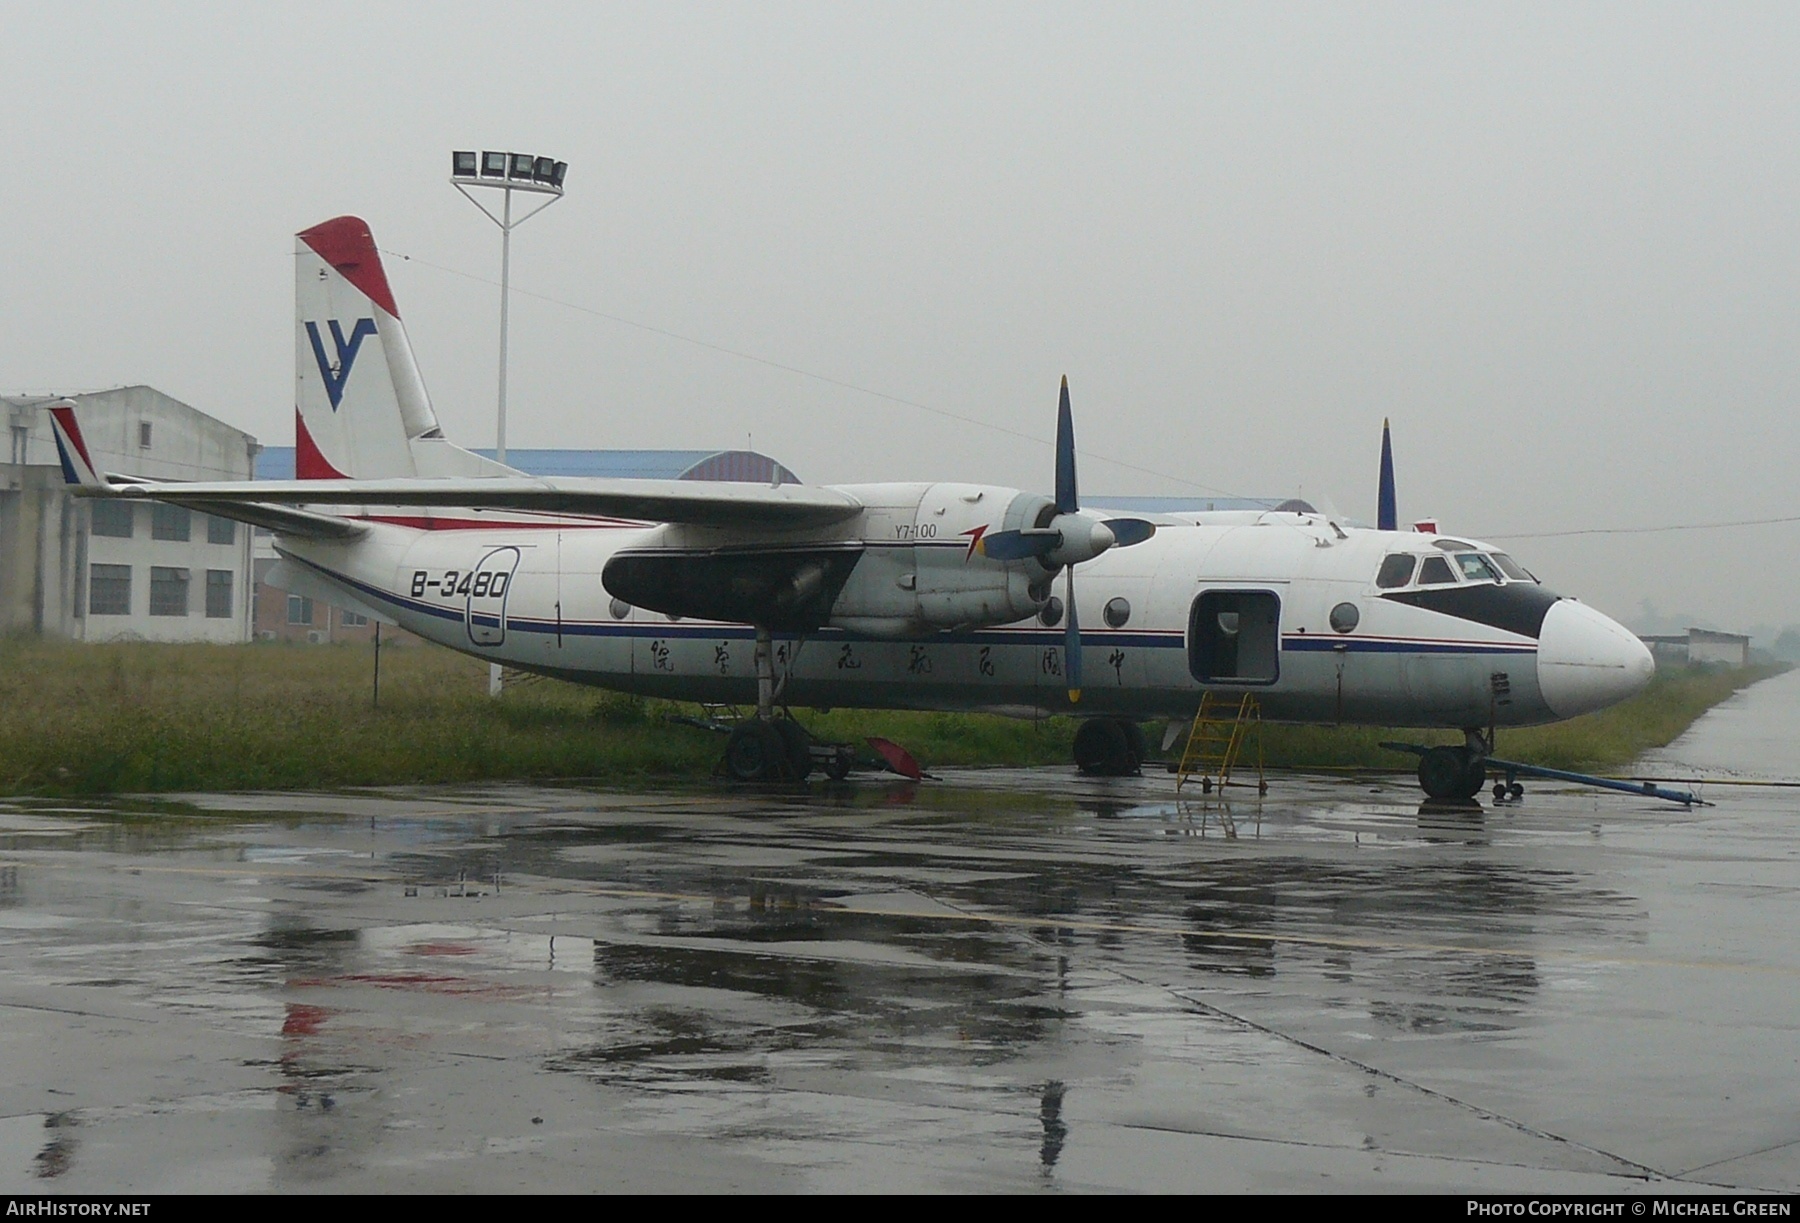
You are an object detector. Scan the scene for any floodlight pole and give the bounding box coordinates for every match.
[451,178,563,465]
[496,187,512,463]
[451,151,567,695]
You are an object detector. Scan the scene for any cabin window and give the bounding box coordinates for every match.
[1375,554,1416,589]
[1417,555,1456,585]
[1039,597,1064,628]
[1188,590,1281,684]
[1454,553,1501,583]
[1103,597,1131,628]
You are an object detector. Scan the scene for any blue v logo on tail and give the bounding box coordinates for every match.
[304,318,378,410]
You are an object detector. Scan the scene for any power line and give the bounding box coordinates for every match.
[380,246,1251,498]
[1482,514,1800,541]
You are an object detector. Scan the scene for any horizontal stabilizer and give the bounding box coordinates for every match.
[97,476,864,528]
[71,487,369,540]
[266,557,395,625]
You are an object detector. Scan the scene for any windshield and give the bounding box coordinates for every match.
[1490,553,1536,583]
[1453,553,1502,584]
[1375,554,1416,589]
[1417,555,1457,585]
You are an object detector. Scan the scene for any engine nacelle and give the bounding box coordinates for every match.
[827,483,1054,636]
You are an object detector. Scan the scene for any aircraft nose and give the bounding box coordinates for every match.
[1536,599,1655,719]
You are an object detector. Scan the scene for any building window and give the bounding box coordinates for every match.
[9,425,27,465]
[341,610,368,627]
[89,564,131,616]
[205,570,233,619]
[138,421,153,448]
[149,567,190,616]
[150,503,190,542]
[206,515,236,545]
[287,595,314,626]
[90,500,135,538]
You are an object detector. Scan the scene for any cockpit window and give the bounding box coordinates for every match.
[1453,553,1501,583]
[1417,555,1457,585]
[1375,554,1416,589]
[1491,553,1535,583]
[1432,538,1477,551]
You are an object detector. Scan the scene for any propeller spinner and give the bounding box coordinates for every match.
[977,377,1157,701]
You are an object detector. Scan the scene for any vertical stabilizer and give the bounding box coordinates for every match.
[294,216,519,481]
[45,400,105,487]
[1377,418,1397,532]
[294,217,425,479]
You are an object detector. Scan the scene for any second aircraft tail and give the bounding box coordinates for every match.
[294,217,514,482]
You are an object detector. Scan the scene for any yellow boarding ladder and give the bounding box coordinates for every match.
[1175,693,1267,795]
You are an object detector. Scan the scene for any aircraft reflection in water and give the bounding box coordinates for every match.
[47,216,1654,798]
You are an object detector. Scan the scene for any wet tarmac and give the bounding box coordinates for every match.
[3,671,1800,1193]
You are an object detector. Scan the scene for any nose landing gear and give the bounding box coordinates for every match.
[1394,728,1493,801]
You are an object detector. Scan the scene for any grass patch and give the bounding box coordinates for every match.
[0,638,1777,795]
[0,639,720,796]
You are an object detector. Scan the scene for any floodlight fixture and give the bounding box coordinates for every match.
[482,150,507,178]
[452,150,478,178]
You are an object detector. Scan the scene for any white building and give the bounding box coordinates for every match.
[1687,628,1751,668]
[1,387,259,641]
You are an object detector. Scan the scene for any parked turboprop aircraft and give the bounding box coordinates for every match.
[46,216,1655,797]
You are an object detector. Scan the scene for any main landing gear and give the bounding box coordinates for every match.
[720,626,854,783]
[1073,718,1147,777]
[723,717,853,783]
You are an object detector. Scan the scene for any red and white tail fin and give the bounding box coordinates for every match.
[295,217,514,480]
[45,400,106,488]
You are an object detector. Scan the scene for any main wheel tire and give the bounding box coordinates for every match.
[1074,719,1136,776]
[725,721,783,782]
[1121,721,1147,772]
[1456,753,1488,800]
[772,718,813,781]
[1418,746,1467,800]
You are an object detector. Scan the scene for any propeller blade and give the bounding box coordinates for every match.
[1064,563,1082,701]
[1055,376,1078,515]
[1100,518,1156,548]
[1377,418,1397,531]
[977,528,1060,561]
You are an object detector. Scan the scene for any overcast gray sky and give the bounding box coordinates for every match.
[5,3,1796,629]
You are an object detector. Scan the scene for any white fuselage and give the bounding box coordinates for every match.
[276,485,1654,730]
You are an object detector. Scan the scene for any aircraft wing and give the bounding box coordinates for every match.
[89,477,864,528]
